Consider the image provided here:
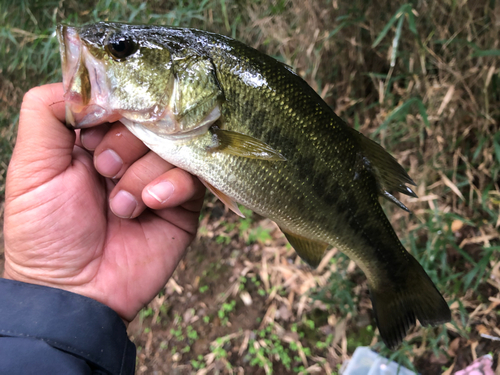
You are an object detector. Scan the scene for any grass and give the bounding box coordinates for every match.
[1,0,499,374]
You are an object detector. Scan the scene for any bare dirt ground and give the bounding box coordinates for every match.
[1,1,500,373]
[1,196,499,373]
[127,201,500,374]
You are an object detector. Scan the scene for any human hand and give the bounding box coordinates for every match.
[3,83,205,322]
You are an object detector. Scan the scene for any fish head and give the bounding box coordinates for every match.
[57,22,221,136]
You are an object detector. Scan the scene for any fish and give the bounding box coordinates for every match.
[57,22,451,349]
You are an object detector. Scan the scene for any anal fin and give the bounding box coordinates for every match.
[199,178,245,218]
[280,228,329,268]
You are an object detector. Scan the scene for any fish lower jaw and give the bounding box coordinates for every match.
[119,118,208,147]
[65,103,122,128]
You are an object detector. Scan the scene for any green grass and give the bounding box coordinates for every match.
[2,0,499,373]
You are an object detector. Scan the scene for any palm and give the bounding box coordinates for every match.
[6,145,194,321]
[4,85,200,321]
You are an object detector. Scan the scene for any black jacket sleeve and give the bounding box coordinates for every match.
[0,278,136,375]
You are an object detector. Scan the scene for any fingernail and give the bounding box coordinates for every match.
[95,149,122,177]
[110,190,137,218]
[147,181,174,203]
[81,128,101,150]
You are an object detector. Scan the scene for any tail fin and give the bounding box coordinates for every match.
[369,255,451,349]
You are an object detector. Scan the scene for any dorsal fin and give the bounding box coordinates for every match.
[280,228,329,268]
[348,127,417,211]
[279,61,298,76]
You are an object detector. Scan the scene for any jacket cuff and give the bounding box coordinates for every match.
[0,278,136,374]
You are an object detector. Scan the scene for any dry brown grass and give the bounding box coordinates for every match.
[160,1,500,372]
[1,0,499,373]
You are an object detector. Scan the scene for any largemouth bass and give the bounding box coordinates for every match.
[57,22,450,348]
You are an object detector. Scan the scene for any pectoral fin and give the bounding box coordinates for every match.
[199,178,245,218]
[280,229,329,268]
[208,127,286,161]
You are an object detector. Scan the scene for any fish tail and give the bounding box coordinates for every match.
[369,254,451,349]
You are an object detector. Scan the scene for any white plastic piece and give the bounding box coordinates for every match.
[342,347,416,375]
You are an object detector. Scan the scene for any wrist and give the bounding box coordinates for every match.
[2,261,56,289]
[3,264,132,326]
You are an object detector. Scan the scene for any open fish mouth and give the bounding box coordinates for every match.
[57,25,121,128]
[57,23,225,138]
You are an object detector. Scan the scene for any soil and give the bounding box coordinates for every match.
[0,198,499,373]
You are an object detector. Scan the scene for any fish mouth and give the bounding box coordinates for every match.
[57,24,121,128]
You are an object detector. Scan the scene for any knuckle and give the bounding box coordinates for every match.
[21,87,44,109]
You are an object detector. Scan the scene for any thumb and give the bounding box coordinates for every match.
[7,83,76,196]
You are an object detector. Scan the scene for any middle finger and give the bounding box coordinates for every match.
[93,122,149,178]
[109,151,175,218]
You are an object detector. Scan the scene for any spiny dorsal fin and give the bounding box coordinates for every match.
[279,61,298,76]
[208,127,287,161]
[382,191,411,212]
[348,127,417,210]
[199,177,245,218]
[280,228,329,268]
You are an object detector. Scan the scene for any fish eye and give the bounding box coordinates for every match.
[105,34,138,60]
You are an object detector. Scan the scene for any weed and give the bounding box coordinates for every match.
[248,226,273,245]
[191,354,206,370]
[199,285,209,293]
[217,300,236,326]
[215,233,231,245]
[1,0,499,373]
[139,307,153,321]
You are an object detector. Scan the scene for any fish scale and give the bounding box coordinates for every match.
[208,42,375,251]
[58,22,451,349]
